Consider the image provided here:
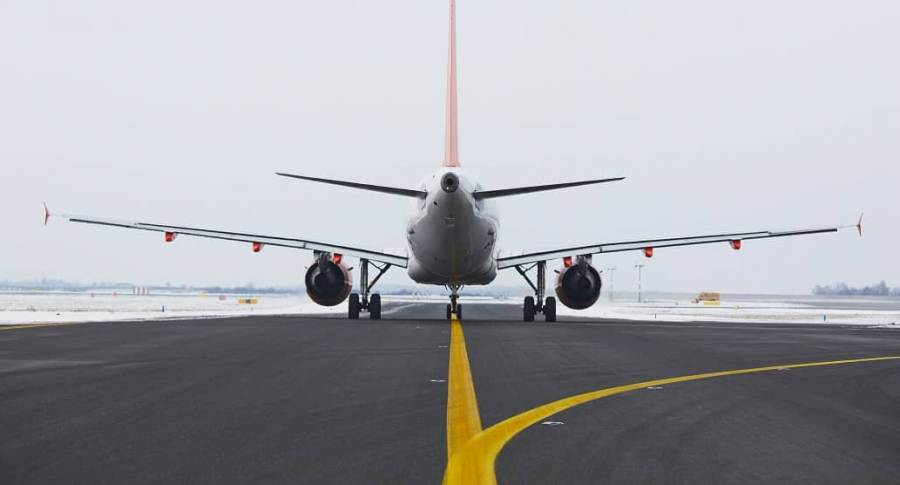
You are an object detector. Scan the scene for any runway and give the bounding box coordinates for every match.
[2,302,899,484]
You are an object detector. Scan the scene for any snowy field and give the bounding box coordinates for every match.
[556,296,900,327]
[1,291,899,327]
[0,292,457,325]
[0,291,340,325]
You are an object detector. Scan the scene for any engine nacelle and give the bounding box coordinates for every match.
[305,256,353,307]
[555,261,602,310]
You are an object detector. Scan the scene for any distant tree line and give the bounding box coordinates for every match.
[0,278,299,295]
[813,281,900,297]
[0,278,132,291]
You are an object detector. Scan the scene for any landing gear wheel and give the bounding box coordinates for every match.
[544,297,557,322]
[446,304,452,320]
[348,293,360,319]
[524,296,535,322]
[456,304,462,320]
[369,294,382,320]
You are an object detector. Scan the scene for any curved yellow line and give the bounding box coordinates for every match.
[442,355,900,485]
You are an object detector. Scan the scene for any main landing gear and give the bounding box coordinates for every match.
[348,258,391,320]
[514,261,556,322]
[445,284,463,320]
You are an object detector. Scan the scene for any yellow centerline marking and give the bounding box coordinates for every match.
[0,322,84,332]
[446,315,483,462]
[442,349,900,485]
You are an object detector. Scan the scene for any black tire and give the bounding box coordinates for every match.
[456,304,462,320]
[524,296,535,322]
[446,304,452,320]
[369,293,381,320]
[544,297,557,322]
[348,293,360,319]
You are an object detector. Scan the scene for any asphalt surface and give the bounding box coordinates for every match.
[2,302,899,484]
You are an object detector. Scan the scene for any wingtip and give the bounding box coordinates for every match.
[857,212,864,237]
[43,202,50,226]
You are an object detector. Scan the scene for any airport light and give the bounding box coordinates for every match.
[606,266,616,301]
[634,263,645,303]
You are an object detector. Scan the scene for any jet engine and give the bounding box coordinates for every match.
[555,257,602,309]
[305,253,353,306]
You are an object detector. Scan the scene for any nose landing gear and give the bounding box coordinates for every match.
[446,285,463,320]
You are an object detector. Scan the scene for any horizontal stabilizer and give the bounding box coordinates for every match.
[276,172,426,198]
[473,177,625,200]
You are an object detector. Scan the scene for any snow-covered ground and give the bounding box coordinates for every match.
[0,291,340,325]
[2,291,898,327]
[0,292,461,325]
[556,297,900,327]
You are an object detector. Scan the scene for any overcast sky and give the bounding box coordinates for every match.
[2,0,898,294]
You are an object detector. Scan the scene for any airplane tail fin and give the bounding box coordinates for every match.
[442,0,460,168]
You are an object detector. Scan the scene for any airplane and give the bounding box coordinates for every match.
[46,0,862,322]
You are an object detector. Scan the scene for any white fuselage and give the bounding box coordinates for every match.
[406,168,500,285]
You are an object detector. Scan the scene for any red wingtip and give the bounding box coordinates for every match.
[43,202,50,226]
[857,212,864,237]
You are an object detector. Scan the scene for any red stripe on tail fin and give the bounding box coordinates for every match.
[443,0,460,168]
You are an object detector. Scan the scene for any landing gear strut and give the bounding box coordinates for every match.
[445,284,463,320]
[514,261,556,322]
[348,258,391,320]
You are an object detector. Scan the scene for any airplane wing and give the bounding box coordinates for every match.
[497,216,863,269]
[54,210,408,268]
